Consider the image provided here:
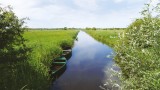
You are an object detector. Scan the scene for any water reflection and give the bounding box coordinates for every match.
[51,31,118,90]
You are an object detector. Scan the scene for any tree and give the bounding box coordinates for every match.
[92,27,96,30]
[0,6,29,62]
[64,27,67,30]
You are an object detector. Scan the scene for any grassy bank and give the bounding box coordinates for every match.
[85,30,124,47]
[0,30,78,90]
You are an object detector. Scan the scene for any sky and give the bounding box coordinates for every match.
[0,0,159,28]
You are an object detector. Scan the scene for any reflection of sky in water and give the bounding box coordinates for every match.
[51,31,117,90]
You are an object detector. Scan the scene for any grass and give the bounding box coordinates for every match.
[85,30,124,47]
[0,30,79,90]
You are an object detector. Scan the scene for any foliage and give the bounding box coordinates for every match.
[127,19,143,30]
[59,39,72,49]
[92,27,96,30]
[0,6,29,62]
[85,27,97,30]
[114,2,160,90]
[64,27,67,30]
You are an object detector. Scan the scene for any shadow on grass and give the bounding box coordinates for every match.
[0,61,51,90]
[0,46,32,63]
[0,47,51,90]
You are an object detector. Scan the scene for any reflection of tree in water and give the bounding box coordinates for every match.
[100,64,121,90]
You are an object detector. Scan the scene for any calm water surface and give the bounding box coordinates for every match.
[51,31,117,90]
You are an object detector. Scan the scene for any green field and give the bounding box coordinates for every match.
[0,30,78,90]
[85,30,124,47]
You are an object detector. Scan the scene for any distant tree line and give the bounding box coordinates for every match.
[28,27,77,30]
[85,27,126,30]
[28,27,126,30]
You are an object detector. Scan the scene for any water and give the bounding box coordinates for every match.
[51,31,118,90]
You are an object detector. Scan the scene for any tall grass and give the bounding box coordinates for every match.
[0,30,78,90]
[85,30,123,47]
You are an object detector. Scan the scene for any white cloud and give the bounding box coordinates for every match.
[113,0,124,3]
[73,0,99,11]
[1,0,38,18]
[112,0,148,3]
[0,0,152,28]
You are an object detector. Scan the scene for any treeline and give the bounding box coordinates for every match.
[28,27,77,30]
[85,27,126,30]
[28,27,126,30]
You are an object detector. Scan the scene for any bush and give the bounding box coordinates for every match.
[59,39,72,49]
[85,27,97,30]
[127,19,143,30]
[64,27,67,30]
[0,6,29,62]
[114,2,160,90]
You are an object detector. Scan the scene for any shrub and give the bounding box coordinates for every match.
[64,27,67,30]
[127,19,143,30]
[0,6,29,62]
[114,2,160,90]
[59,39,72,49]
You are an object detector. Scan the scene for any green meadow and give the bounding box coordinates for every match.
[85,30,124,47]
[0,30,78,90]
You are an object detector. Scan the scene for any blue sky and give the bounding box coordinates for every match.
[1,0,158,28]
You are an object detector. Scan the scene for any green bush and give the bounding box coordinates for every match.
[127,19,143,30]
[59,39,72,49]
[0,6,29,62]
[114,2,160,90]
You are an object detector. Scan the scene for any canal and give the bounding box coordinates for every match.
[51,31,119,90]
